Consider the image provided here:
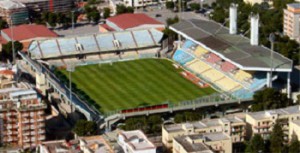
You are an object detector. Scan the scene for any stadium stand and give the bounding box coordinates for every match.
[28,29,163,59]
[172,40,271,99]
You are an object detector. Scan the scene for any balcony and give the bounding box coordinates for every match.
[254,124,271,129]
[38,135,46,141]
[22,126,30,131]
[23,131,30,136]
[22,119,30,124]
[22,113,29,117]
[38,129,45,134]
[37,111,44,115]
[23,138,30,143]
[37,118,44,122]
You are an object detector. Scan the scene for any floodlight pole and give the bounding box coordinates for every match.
[72,10,75,34]
[268,33,275,88]
[10,19,16,65]
[67,65,75,109]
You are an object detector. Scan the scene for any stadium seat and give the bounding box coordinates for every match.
[182,40,197,49]
[202,69,224,82]
[188,60,211,74]
[215,77,242,92]
[173,50,194,65]
[194,46,209,57]
[234,70,253,82]
[206,53,221,64]
[221,61,237,73]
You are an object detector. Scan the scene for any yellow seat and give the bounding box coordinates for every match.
[194,46,209,57]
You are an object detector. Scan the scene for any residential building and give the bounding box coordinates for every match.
[0,85,46,148]
[162,116,246,149]
[173,132,232,153]
[245,105,300,140]
[289,119,300,141]
[39,135,114,153]
[109,0,172,13]
[118,130,157,153]
[0,0,29,25]
[15,0,73,13]
[0,24,58,50]
[0,0,73,25]
[99,13,164,32]
[284,3,300,43]
[243,0,272,5]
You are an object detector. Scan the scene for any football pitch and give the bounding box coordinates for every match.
[61,59,216,113]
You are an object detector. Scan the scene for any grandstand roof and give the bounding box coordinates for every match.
[107,13,163,30]
[0,0,25,9]
[2,24,58,41]
[28,29,163,59]
[170,19,293,72]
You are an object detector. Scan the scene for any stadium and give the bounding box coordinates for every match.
[19,7,293,122]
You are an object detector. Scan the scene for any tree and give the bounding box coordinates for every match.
[1,41,23,62]
[73,120,97,136]
[289,134,300,153]
[148,115,162,134]
[270,121,284,153]
[48,12,57,28]
[0,19,8,30]
[245,134,265,153]
[116,4,134,15]
[166,1,175,10]
[189,3,200,12]
[103,7,111,19]
[251,88,292,112]
[90,11,100,23]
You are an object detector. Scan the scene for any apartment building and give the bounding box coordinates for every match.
[118,130,157,153]
[173,132,232,153]
[284,3,300,43]
[16,0,74,13]
[39,135,114,153]
[0,0,29,25]
[245,105,300,140]
[162,116,246,149]
[0,83,46,148]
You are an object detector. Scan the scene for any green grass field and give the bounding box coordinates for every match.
[61,59,216,113]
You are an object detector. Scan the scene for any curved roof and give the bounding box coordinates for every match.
[28,29,163,59]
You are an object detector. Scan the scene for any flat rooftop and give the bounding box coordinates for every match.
[287,3,300,9]
[119,130,156,151]
[247,105,300,120]
[164,116,245,132]
[174,132,230,152]
[170,19,293,72]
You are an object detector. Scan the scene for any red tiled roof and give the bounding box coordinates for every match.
[0,36,7,44]
[1,24,58,41]
[0,70,14,75]
[107,13,163,30]
[101,24,115,31]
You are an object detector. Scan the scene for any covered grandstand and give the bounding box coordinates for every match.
[170,19,293,99]
[27,28,163,61]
